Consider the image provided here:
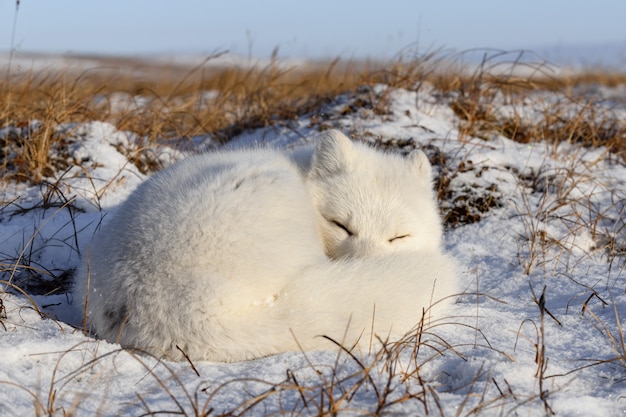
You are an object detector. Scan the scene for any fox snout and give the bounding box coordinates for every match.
[335,238,391,259]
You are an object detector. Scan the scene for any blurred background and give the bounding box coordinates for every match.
[1,0,625,68]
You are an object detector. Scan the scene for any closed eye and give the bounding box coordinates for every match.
[389,234,410,243]
[331,220,353,236]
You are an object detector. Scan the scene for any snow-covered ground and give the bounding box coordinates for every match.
[1,83,625,415]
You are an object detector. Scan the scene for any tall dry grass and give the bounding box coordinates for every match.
[2,50,625,184]
[1,54,377,181]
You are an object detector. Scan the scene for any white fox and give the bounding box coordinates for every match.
[299,131,444,258]
[75,130,458,362]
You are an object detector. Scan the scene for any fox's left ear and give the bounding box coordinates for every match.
[408,150,432,179]
[310,130,353,177]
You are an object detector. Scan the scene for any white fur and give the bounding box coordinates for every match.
[304,130,443,258]
[75,131,458,362]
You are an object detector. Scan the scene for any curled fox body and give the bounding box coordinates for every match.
[75,130,458,362]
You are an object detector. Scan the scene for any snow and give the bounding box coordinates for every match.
[1,83,625,415]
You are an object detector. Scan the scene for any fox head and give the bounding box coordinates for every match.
[306,130,443,259]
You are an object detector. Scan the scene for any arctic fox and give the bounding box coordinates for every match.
[300,130,443,258]
[75,130,457,362]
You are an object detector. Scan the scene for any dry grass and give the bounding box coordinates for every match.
[441,73,625,158]
[1,54,379,181]
[2,50,625,184]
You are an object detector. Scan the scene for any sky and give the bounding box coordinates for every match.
[1,0,625,65]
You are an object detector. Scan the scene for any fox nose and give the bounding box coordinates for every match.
[336,238,386,259]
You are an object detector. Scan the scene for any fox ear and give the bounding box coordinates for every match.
[408,150,432,179]
[310,130,353,176]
